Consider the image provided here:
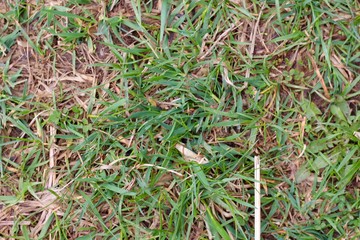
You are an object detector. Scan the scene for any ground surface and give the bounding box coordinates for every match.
[0,0,359,239]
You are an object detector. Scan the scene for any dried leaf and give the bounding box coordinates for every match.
[175,143,209,164]
[354,131,360,140]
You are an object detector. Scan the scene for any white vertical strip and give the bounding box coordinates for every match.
[254,156,261,240]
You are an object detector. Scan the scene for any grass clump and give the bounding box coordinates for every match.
[0,0,359,239]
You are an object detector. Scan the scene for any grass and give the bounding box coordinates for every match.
[0,0,359,239]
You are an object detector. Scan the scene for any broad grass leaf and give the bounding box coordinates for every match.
[300,99,321,120]
[295,166,311,183]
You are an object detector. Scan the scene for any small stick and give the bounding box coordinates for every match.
[254,156,261,240]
